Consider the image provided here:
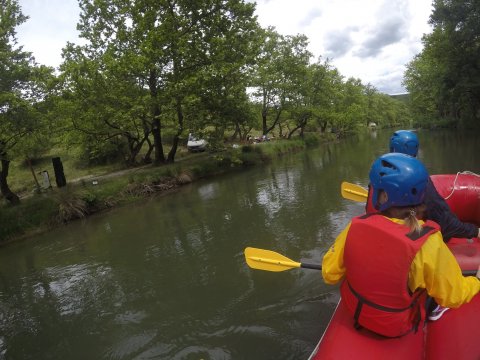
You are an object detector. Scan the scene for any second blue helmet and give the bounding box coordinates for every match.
[389,130,419,157]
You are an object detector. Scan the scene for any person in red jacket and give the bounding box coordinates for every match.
[323,153,480,337]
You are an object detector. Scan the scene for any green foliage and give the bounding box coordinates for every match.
[0,0,56,203]
[404,0,480,128]
[63,0,262,165]
[250,28,313,135]
[303,133,320,147]
[78,136,128,165]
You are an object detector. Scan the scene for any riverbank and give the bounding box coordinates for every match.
[0,135,332,244]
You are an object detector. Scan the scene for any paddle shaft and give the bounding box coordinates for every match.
[300,264,477,276]
[301,263,322,270]
[299,263,475,276]
[301,264,474,275]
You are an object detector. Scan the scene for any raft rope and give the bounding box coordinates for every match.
[443,171,480,200]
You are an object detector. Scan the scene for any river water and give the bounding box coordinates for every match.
[1,129,479,360]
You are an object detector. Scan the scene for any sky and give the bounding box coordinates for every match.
[16,0,433,95]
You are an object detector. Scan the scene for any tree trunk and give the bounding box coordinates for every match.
[149,68,165,165]
[232,123,241,140]
[152,118,164,165]
[167,98,184,163]
[141,120,153,164]
[0,159,20,205]
[262,108,268,135]
[266,108,282,135]
[321,120,328,133]
[262,90,268,135]
[143,138,154,164]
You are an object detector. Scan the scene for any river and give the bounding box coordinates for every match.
[1,129,479,360]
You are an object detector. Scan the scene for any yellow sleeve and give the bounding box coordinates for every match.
[322,222,351,285]
[409,232,480,308]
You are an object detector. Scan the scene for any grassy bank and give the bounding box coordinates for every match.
[0,136,326,244]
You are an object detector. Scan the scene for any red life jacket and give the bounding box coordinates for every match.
[340,214,439,337]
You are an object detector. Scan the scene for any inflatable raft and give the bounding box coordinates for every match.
[432,173,480,273]
[309,172,480,360]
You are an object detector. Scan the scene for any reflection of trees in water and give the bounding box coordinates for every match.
[419,130,480,175]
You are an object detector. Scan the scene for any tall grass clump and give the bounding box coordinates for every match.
[54,189,89,223]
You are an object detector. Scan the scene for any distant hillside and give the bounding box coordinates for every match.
[390,93,410,103]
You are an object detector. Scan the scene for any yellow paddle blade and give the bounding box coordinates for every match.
[244,247,301,272]
[341,181,368,203]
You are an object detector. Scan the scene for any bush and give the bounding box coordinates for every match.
[303,133,320,147]
[79,138,127,165]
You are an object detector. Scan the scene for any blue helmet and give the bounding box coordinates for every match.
[369,153,429,211]
[389,130,419,157]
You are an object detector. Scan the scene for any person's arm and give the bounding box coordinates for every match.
[424,179,479,240]
[322,222,351,284]
[409,232,480,308]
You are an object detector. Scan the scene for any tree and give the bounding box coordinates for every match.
[60,47,153,165]
[431,0,480,125]
[305,59,343,133]
[404,0,480,127]
[250,28,312,136]
[0,0,53,204]
[330,78,367,135]
[64,0,260,165]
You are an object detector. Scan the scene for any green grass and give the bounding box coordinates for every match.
[9,147,127,196]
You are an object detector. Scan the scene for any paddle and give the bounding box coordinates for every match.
[244,246,477,277]
[341,181,368,202]
[244,247,321,272]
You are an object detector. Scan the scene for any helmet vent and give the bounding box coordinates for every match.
[381,160,396,169]
[411,188,417,195]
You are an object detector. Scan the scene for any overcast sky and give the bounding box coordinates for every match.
[16,0,433,94]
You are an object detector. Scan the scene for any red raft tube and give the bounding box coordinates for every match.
[309,172,480,360]
[432,173,480,272]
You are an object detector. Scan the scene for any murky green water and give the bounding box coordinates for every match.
[1,129,479,360]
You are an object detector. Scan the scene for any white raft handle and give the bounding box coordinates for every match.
[443,171,480,200]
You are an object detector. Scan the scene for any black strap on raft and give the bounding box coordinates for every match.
[347,281,424,335]
[353,300,364,330]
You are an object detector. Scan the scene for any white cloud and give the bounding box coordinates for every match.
[254,0,433,94]
[15,0,433,94]
[17,0,83,70]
